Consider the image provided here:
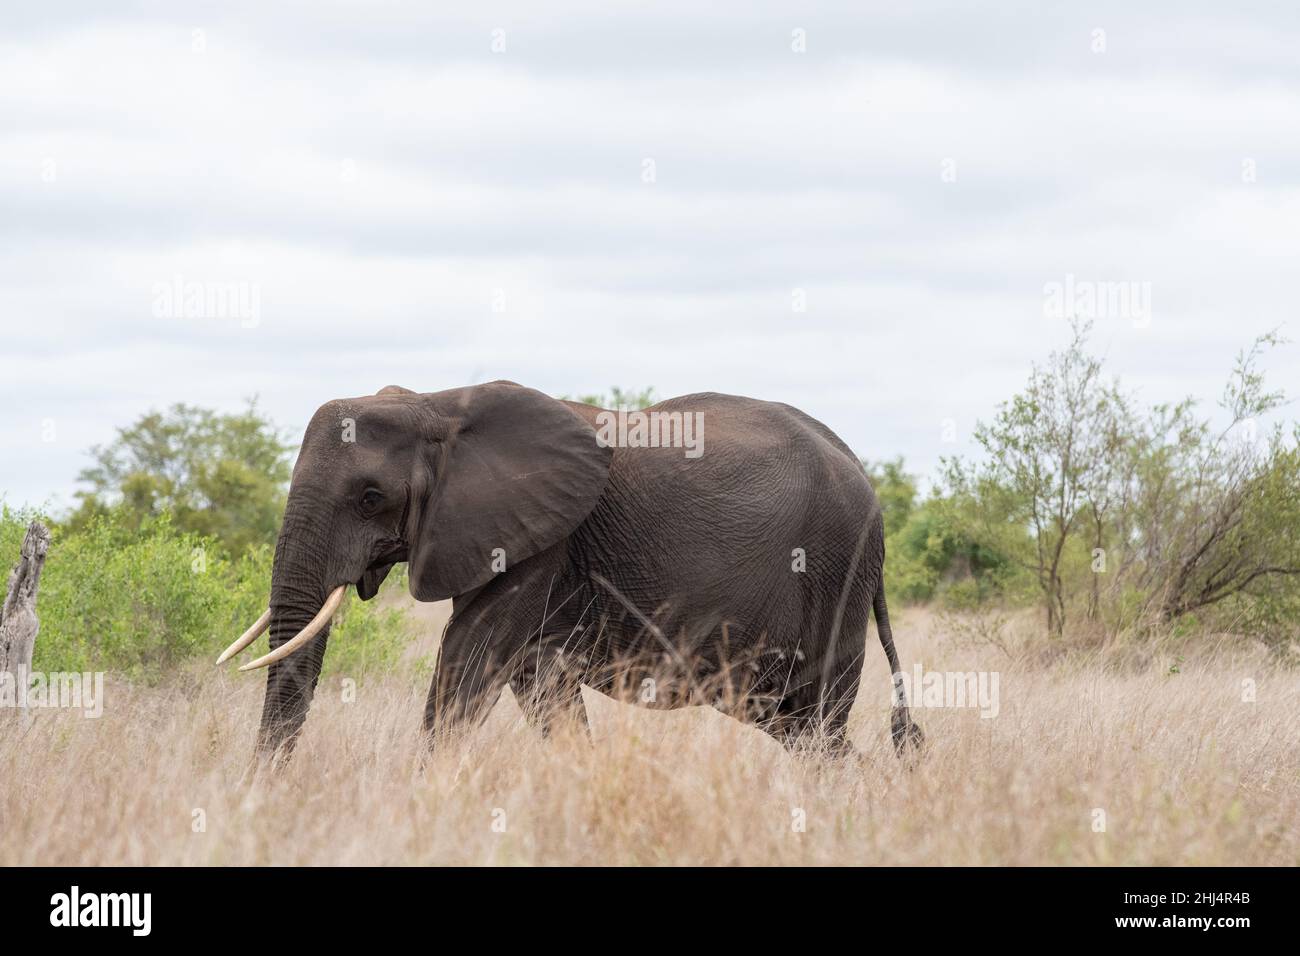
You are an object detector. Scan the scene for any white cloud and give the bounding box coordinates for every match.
[1,2,1297,508]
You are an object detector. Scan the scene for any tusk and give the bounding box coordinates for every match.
[217,608,272,665]
[238,585,346,672]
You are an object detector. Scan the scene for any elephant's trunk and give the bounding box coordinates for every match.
[255,498,334,759]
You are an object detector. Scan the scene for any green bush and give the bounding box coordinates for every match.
[0,506,412,680]
[883,498,1017,606]
[322,568,417,679]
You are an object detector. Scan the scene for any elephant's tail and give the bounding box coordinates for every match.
[873,583,924,754]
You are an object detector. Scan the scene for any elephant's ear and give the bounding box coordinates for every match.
[376,384,416,396]
[405,383,612,602]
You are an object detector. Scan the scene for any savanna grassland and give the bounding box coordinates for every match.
[4,334,1298,866]
[2,602,1294,866]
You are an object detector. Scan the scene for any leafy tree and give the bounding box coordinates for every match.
[69,399,293,555]
[943,320,1123,635]
[1132,333,1300,623]
[940,322,1300,648]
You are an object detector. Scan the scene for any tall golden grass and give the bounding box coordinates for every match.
[1,608,1295,865]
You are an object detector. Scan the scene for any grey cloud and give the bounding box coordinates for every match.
[2,1,1298,509]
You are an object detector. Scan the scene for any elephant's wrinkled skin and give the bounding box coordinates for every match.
[247,382,923,759]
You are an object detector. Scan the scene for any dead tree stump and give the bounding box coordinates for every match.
[0,521,51,678]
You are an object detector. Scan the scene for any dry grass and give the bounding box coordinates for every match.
[1,607,1296,865]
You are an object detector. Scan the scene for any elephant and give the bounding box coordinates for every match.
[219,381,924,760]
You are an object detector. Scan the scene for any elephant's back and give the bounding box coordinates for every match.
[577,390,881,575]
[564,390,863,473]
[570,390,882,662]
[634,391,874,507]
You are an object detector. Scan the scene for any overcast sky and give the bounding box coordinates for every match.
[3,2,1298,510]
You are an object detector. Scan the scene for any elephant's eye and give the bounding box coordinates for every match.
[359,488,384,511]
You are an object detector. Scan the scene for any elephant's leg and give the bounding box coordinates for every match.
[761,706,858,758]
[521,679,591,741]
[422,555,586,746]
[758,648,864,758]
[512,634,594,741]
[421,630,515,745]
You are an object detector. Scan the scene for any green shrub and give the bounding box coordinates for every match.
[884,499,1017,606]
[0,506,412,680]
[322,568,417,679]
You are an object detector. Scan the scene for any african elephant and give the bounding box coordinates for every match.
[220,382,924,759]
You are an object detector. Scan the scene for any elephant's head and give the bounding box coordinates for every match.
[219,381,612,758]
